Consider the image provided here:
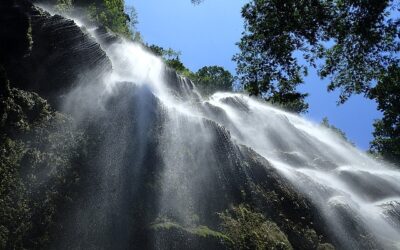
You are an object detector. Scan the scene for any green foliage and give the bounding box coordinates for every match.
[166,58,187,72]
[147,45,187,70]
[192,226,229,240]
[146,44,198,79]
[51,0,138,38]
[133,31,144,44]
[0,70,83,249]
[234,0,399,112]
[321,117,353,145]
[268,91,309,114]
[234,0,399,158]
[317,243,335,250]
[147,44,181,59]
[151,217,233,248]
[54,0,73,14]
[320,1,399,103]
[125,5,139,34]
[88,0,131,37]
[369,64,400,164]
[147,45,234,96]
[219,204,293,250]
[151,220,230,242]
[192,66,234,96]
[233,0,314,113]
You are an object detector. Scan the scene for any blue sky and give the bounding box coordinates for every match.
[127,0,382,150]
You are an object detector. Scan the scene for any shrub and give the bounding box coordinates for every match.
[219,204,293,250]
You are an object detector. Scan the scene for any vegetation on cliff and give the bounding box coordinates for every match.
[147,44,234,95]
[52,0,136,37]
[0,67,83,249]
[219,204,293,250]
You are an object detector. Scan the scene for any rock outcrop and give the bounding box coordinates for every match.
[0,0,111,107]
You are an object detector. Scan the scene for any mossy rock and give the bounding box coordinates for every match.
[317,243,335,250]
[219,204,293,250]
[150,221,233,250]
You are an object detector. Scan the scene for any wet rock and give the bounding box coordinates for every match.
[380,200,400,229]
[0,1,112,107]
[0,0,32,62]
[337,169,400,202]
[93,26,121,47]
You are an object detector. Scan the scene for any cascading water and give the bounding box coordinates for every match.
[45,10,400,250]
[206,93,400,249]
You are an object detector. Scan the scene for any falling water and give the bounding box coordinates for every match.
[45,10,400,250]
[206,93,400,249]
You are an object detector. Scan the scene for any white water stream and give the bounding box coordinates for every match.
[49,10,400,248]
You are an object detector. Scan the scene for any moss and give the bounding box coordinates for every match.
[219,204,293,250]
[151,221,183,231]
[150,219,233,249]
[151,221,231,242]
[192,226,231,242]
[317,243,335,250]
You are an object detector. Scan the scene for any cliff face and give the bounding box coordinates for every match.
[0,2,110,248]
[0,0,111,107]
[0,2,340,250]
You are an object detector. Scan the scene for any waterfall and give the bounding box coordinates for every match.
[47,12,400,250]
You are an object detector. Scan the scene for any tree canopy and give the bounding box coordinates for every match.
[147,45,233,95]
[369,65,400,163]
[53,0,138,38]
[235,0,399,101]
[87,0,137,37]
[192,66,234,95]
[234,0,400,162]
[321,117,353,145]
[234,0,399,113]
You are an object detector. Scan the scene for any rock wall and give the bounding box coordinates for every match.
[0,0,111,107]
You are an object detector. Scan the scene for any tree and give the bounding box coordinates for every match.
[219,204,292,250]
[235,0,399,102]
[146,44,195,78]
[234,0,399,158]
[234,0,399,105]
[147,46,234,95]
[51,0,138,38]
[87,0,136,37]
[369,64,400,164]
[125,5,139,35]
[55,0,73,13]
[147,45,181,60]
[321,117,353,145]
[193,66,234,95]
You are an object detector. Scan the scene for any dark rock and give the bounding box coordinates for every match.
[0,0,32,62]
[380,201,400,229]
[337,169,400,202]
[0,1,112,108]
[93,26,122,47]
